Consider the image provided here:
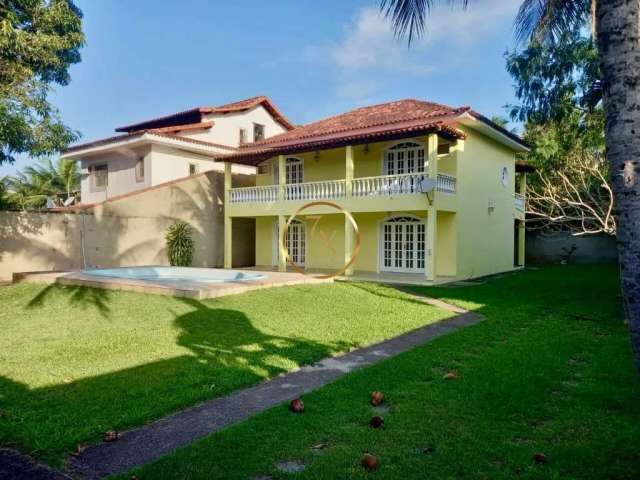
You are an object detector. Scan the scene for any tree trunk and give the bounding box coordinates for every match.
[596,0,640,374]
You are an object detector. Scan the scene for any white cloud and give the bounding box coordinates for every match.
[324,1,521,100]
[331,8,435,75]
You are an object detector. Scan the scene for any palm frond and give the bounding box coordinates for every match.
[379,0,469,45]
[514,0,591,45]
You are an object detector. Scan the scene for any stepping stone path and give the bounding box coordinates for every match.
[275,460,306,473]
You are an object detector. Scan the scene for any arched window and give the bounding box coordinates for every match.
[383,142,425,175]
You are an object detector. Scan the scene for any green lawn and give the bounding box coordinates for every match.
[123,265,640,480]
[0,281,451,466]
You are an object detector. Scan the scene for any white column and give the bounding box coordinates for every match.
[278,155,286,201]
[223,162,232,268]
[278,214,287,272]
[345,145,354,198]
[344,145,355,276]
[426,134,438,280]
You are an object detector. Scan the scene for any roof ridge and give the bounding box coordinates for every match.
[246,99,466,148]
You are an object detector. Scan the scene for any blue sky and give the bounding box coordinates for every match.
[2,0,523,176]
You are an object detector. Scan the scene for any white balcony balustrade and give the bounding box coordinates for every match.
[229,185,278,204]
[229,173,456,204]
[284,179,346,201]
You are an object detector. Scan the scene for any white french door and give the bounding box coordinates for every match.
[380,217,426,273]
[273,219,306,267]
[383,142,426,175]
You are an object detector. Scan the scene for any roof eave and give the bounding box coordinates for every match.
[215,123,465,166]
[63,132,233,160]
[460,112,530,152]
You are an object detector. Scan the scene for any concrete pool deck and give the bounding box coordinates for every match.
[14,269,331,299]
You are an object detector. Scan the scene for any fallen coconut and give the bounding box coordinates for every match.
[361,453,379,471]
[533,452,548,464]
[289,398,305,413]
[370,391,384,406]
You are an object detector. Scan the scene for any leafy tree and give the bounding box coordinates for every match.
[379,0,640,373]
[0,0,85,164]
[505,32,611,235]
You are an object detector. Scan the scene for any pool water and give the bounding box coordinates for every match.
[81,266,266,285]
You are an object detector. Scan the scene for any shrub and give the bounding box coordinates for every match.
[165,220,194,267]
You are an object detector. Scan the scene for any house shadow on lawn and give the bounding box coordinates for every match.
[2,291,345,465]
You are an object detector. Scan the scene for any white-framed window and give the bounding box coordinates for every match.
[239,128,247,144]
[135,157,145,182]
[253,123,265,142]
[285,157,303,184]
[189,163,198,176]
[383,142,425,175]
[380,215,426,273]
[90,163,108,192]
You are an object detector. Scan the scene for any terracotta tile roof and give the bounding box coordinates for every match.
[63,130,238,155]
[256,99,467,146]
[217,99,472,164]
[115,96,294,133]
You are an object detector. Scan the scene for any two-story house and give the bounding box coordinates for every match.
[219,99,530,282]
[63,96,294,205]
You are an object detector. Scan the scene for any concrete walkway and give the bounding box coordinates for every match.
[0,449,70,480]
[67,293,482,479]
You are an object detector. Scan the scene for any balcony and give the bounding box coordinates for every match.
[229,173,456,204]
[514,192,525,212]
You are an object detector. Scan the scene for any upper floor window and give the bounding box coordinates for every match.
[253,123,265,142]
[286,157,303,184]
[90,163,108,191]
[239,128,247,144]
[383,142,425,175]
[135,157,145,182]
[189,163,198,176]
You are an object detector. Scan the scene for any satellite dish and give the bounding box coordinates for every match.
[419,177,436,193]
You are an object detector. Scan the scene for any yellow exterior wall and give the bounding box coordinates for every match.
[254,135,453,186]
[436,211,457,276]
[237,130,521,281]
[255,216,274,267]
[454,126,517,279]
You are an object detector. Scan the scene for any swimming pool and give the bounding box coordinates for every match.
[81,266,266,285]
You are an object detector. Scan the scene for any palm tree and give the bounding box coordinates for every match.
[6,171,52,210]
[24,157,80,201]
[379,0,640,373]
[4,158,79,209]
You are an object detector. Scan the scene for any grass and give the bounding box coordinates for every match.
[0,281,451,466]
[122,265,640,480]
